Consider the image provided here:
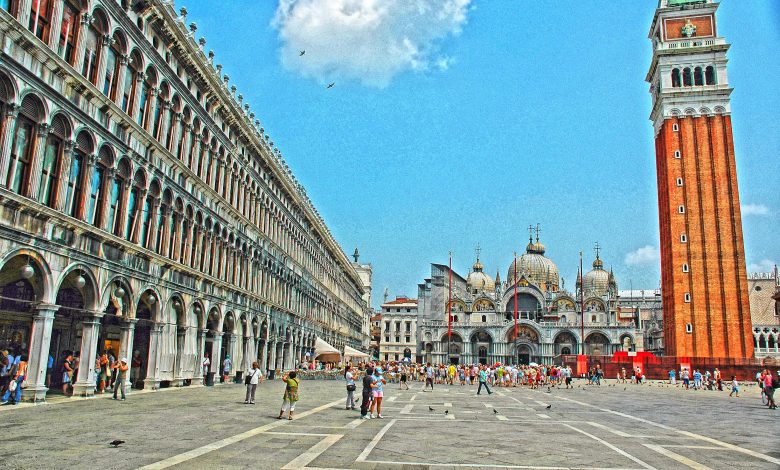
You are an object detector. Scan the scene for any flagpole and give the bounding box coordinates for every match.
[448,251,453,364]
[580,251,585,356]
[513,251,518,340]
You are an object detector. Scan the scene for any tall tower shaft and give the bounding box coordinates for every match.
[647,0,752,358]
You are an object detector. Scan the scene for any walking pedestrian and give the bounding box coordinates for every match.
[360,366,374,419]
[244,361,261,404]
[345,365,356,410]
[477,365,492,395]
[424,362,434,391]
[222,355,232,383]
[369,367,387,418]
[1,354,27,405]
[62,353,74,396]
[400,365,409,390]
[728,376,739,398]
[112,358,128,401]
[278,371,299,420]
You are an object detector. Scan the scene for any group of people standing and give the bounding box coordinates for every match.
[0,349,28,405]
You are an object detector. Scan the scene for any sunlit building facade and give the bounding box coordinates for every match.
[0,0,368,401]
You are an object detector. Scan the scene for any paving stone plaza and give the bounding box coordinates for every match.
[2,379,778,469]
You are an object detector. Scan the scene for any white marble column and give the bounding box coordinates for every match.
[73,313,102,397]
[143,323,163,390]
[54,140,75,212]
[192,328,207,385]
[27,122,49,200]
[0,104,19,188]
[210,333,222,379]
[23,304,58,402]
[47,0,64,50]
[73,13,91,75]
[95,34,111,88]
[118,319,136,396]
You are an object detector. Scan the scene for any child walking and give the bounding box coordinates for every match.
[278,371,299,420]
[728,376,740,398]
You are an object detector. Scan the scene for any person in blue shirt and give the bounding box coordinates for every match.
[692,369,703,390]
[668,369,676,385]
[369,367,387,419]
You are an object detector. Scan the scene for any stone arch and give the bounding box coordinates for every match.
[74,128,96,155]
[49,112,74,141]
[0,69,19,103]
[18,91,48,122]
[0,248,53,306]
[53,263,99,312]
[100,275,133,317]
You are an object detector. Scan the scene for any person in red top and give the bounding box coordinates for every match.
[762,369,776,409]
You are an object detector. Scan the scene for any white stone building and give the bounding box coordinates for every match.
[379,296,417,362]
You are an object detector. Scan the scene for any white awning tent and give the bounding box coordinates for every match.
[344,345,370,361]
[314,337,341,362]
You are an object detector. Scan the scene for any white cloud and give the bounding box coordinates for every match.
[625,245,660,266]
[747,259,776,273]
[273,0,473,87]
[741,203,770,216]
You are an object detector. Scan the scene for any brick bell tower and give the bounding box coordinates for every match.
[647,0,753,358]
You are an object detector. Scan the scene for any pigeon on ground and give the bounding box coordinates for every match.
[444,410,449,415]
[624,387,627,391]
[429,406,435,412]
[493,409,498,414]
[109,440,125,448]
[546,404,552,410]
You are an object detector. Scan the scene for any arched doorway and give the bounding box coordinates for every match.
[619,334,635,352]
[204,308,220,383]
[516,344,532,365]
[554,331,578,356]
[471,331,492,365]
[445,333,463,364]
[585,332,610,356]
[98,278,133,392]
[131,290,158,389]
[221,312,235,381]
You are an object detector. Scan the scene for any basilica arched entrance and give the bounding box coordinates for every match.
[554,331,578,356]
[507,325,540,364]
[444,332,463,364]
[471,331,492,365]
[585,332,610,356]
[516,344,533,365]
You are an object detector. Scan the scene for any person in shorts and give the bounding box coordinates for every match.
[728,376,739,398]
[369,367,387,418]
[399,365,409,390]
[424,363,434,391]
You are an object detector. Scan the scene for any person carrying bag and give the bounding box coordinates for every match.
[244,361,262,404]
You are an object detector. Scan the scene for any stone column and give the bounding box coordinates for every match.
[95,34,111,89]
[158,100,172,143]
[73,313,102,397]
[22,304,58,402]
[113,56,128,108]
[47,0,64,50]
[54,140,75,212]
[113,178,130,236]
[130,72,144,122]
[192,329,207,386]
[180,125,192,164]
[73,13,91,75]
[75,153,97,221]
[228,334,237,380]
[143,88,158,132]
[118,319,136,396]
[27,123,50,200]
[188,133,201,172]
[168,112,182,154]
[210,332,223,376]
[17,0,32,27]
[98,168,116,232]
[282,341,291,371]
[130,188,148,243]
[143,323,163,390]
[0,104,19,188]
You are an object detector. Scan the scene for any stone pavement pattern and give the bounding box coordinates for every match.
[1,379,778,469]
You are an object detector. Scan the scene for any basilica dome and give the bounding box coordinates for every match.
[507,238,559,292]
[467,258,495,292]
[582,256,616,297]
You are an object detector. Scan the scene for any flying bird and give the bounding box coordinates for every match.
[327,83,335,89]
[546,404,552,410]
[429,406,435,412]
[299,50,305,56]
[109,440,125,448]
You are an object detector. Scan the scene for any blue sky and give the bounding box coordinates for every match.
[183,1,779,307]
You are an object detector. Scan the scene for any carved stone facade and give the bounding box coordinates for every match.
[417,237,644,365]
[0,0,369,402]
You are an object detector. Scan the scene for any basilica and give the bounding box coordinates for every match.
[416,232,643,365]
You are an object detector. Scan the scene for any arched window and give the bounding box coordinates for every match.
[705,66,716,85]
[85,151,109,226]
[121,52,140,113]
[140,181,159,249]
[671,68,681,88]
[29,0,53,42]
[82,17,102,84]
[682,67,692,87]
[8,96,43,195]
[58,1,80,65]
[66,132,95,218]
[693,66,703,86]
[124,174,143,241]
[103,35,122,99]
[39,116,68,207]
